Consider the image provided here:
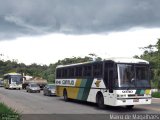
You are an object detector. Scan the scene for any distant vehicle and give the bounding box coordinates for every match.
[55,58,152,109]
[26,83,40,93]
[0,79,3,87]
[22,76,47,90]
[43,84,56,96]
[3,73,23,89]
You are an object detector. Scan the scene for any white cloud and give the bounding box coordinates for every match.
[0,28,159,65]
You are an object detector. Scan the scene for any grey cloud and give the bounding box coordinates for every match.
[0,0,160,40]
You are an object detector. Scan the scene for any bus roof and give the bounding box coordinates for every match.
[105,57,149,64]
[56,61,93,68]
[56,58,149,68]
[4,73,22,76]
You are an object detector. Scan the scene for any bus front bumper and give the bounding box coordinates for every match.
[9,85,22,89]
[114,97,152,106]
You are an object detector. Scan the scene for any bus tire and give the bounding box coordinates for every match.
[126,105,134,109]
[63,89,68,102]
[96,92,105,109]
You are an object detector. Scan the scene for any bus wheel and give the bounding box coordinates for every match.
[63,89,68,102]
[96,93,105,109]
[126,105,134,109]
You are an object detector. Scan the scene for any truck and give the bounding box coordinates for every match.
[22,75,47,89]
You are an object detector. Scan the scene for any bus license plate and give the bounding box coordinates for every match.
[133,99,139,102]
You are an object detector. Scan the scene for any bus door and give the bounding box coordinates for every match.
[104,61,114,105]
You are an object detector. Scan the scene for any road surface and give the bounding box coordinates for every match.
[0,87,160,119]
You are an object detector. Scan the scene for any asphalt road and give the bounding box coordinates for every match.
[0,87,160,120]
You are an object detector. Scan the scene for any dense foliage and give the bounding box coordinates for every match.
[0,54,101,83]
[134,39,160,89]
[152,92,160,98]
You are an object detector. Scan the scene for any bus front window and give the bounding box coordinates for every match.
[118,64,135,88]
[11,76,23,84]
[117,64,150,89]
[134,66,150,88]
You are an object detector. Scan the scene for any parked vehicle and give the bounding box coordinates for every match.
[0,79,3,87]
[43,84,56,96]
[26,83,40,93]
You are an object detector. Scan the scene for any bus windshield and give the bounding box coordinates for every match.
[117,64,150,89]
[11,75,23,84]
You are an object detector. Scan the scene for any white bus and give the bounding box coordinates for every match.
[55,58,151,109]
[3,73,23,90]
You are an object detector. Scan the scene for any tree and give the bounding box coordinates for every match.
[135,39,160,89]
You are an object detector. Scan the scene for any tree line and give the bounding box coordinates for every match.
[0,54,101,83]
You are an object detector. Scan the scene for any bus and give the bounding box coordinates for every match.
[3,73,23,90]
[55,58,151,109]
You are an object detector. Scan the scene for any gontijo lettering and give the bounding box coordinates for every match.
[56,79,76,86]
[62,80,74,85]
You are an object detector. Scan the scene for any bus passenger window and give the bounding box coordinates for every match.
[62,69,68,78]
[68,67,75,78]
[75,66,82,77]
[83,65,92,77]
[56,69,62,79]
[93,63,102,77]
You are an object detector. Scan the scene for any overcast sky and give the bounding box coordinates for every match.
[0,0,160,65]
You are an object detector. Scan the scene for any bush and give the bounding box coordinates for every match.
[0,102,20,120]
[152,92,160,98]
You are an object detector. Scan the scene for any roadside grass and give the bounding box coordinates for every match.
[152,92,160,98]
[0,102,21,120]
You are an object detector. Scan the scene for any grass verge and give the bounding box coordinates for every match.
[0,102,21,120]
[152,92,160,98]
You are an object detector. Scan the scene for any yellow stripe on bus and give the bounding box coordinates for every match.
[68,79,82,99]
[145,89,151,95]
[56,79,82,99]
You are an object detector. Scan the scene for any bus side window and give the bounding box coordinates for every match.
[3,75,8,80]
[75,66,82,78]
[62,68,68,78]
[68,67,75,78]
[56,69,62,79]
[83,65,92,78]
[93,63,102,78]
